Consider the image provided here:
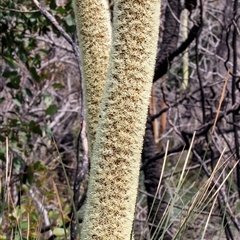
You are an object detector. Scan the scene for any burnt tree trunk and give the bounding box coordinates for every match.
[141,0,181,239]
[154,0,181,82]
[142,111,172,240]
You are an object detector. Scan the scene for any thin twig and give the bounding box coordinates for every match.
[32,0,80,65]
[0,5,39,13]
[231,0,240,197]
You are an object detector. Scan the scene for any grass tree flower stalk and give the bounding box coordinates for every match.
[72,0,111,153]
[81,0,161,239]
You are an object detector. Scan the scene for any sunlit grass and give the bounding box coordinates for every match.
[136,136,239,240]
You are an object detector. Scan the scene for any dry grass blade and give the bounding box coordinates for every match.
[178,132,196,187]
[211,69,230,134]
[141,141,170,240]
[201,194,218,240]
[172,147,238,239]
[52,179,68,238]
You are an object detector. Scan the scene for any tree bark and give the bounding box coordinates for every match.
[142,111,172,240]
[142,0,181,239]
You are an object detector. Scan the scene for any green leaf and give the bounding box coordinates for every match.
[2,70,18,78]
[12,99,22,107]
[29,67,40,82]
[57,6,67,15]
[33,161,47,172]
[4,56,18,69]
[52,83,65,89]
[6,74,21,89]
[29,120,42,136]
[32,125,42,136]
[18,49,28,64]
[16,91,24,104]
[45,104,58,115]
[13,157,25,171]
[45,125,52,138]
[50,0,57,9]
[29,120,35,129]
[66,14,74,26]
[27,167,34,185]
[43,93,52,106]
[0,97,5,104]
[53,228,66,237]
[0,152,5,161]
[25,88,33,97]
[20,222,28,230]
[32,54,41,68]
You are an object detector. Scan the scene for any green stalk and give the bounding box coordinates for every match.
[81,1,161,239]
[72,0,111,153]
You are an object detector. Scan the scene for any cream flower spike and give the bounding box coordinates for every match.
[72,0,111,154]
[81,0,161,239]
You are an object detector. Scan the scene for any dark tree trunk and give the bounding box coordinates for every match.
[142,111,172,240]
[154,0,183,82]
[156,0,181,62]
[141,1,181,239]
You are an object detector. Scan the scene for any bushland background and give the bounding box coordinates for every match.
[0,0,240,239]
